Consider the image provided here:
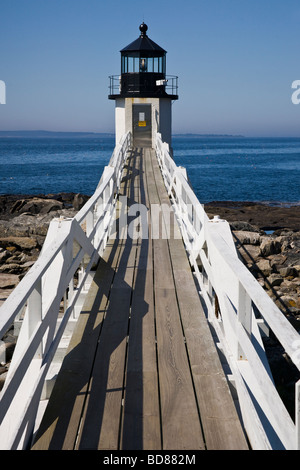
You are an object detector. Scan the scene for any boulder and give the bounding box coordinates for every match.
[229,221,261,232]
[0,273,19,289]
[237,244,261,265]
[0,263,23,274]
[278,267,298,278]
[233,230,261,245]
[293,265,300,276]
[10,197,63,215]
[266,273,284,287]
[256,259,272,276]
[0,236,38,251]
[260,238,282,257]
[0,250,8,262]
[270,254,288,271]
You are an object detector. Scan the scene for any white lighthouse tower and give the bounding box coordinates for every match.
[109,23,178,150]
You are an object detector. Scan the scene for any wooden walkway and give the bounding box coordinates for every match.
[31,148,249,450]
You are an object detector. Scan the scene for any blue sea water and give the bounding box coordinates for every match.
[0,136,115,196]
[172,136,300,205]
[0,135,300,205]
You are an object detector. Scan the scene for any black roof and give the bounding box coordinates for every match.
[121,23,166,54]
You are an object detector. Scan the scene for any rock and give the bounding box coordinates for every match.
[260,238,282,257]
[2,342,15,363]
[73,193,90,211]
[0,273,19,289]
[0,263,23,274]
[10,199,26,214]
[282,251,300,268]
[280,295,299,309]
[291,239,300,250]
[229,221,261,232]
[205,201,300,231]
[256,259,272,276]
[267,273,284,287]
[270,254,288,271]
[5,246,17,253]
[237,244,261,265]
[280,279,299,293]
[233,230,261,245]
[0,371,8,391]
[0,250,8,262]
[294,265,300,276]
[21,260,36,269]
[0,236,37,251]
[278,267,298,278]
[10,197,63,215]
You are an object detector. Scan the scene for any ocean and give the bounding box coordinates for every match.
[0,135,300,205]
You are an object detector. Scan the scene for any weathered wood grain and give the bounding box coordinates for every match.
[32,148,249,451]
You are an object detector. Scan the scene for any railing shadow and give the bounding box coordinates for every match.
[120,148,157,450]
[32,148,154,450]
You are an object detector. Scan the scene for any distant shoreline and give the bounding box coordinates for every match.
[0,131,244,138]
[0,130,115,138]
[2,131,300,139]
[173,133,245,138]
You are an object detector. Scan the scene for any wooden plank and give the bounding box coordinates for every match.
[32,151,138,450]
[120,263,161,450]
[145,149,205,450]
[120,152,161,450]
[75,220,139,449]
[31,236,123,450]
[154,285,205,450]
[75,150,142,450]
[151,150,249,449]
[170,265,249,450]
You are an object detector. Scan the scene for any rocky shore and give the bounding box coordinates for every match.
[2,196,299,313]
[205,200,300,232]
[0,192,89,302]
[0,193,89,390]
[0,195,300,413]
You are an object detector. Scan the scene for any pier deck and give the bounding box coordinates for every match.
[32,148,248,450]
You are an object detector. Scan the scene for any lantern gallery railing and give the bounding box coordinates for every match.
[108,74,178,98]
[155,132,300,450]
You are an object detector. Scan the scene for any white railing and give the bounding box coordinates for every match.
[0,132,132,450]
[155,132,300,450]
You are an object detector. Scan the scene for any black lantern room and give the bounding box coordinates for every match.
[109,23,178,100]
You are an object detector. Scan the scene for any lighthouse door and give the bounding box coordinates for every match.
[132,104,152,148]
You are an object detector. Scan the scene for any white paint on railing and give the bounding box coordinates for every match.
[155,132,300,450]
[0,132,132,450]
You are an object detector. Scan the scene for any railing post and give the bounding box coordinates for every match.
[27,279,43,359]
[237,282,252,360]
[86,210,94,240]
[7,279,43,378]
[296,379,300,449]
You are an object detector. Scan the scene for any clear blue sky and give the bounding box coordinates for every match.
[1,0,300,136]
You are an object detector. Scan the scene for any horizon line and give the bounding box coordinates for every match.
[1,130,300,138]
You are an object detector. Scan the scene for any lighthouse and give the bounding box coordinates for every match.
[109,23,178,150]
